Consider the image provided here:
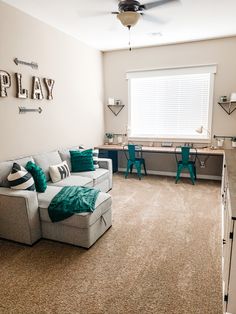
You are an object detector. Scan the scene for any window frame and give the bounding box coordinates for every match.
[127,64,217,143]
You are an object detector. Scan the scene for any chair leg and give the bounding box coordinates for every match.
[125,161,131,178]
[193,165,197,180]
[175,165,182,183]
[130,164,133,174]
[143,160,147,175]
[135,162,142,180]
[188,165,195,185]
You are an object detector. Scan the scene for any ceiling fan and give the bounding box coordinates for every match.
[112,0,179,29]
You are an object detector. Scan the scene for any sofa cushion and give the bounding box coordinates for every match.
[7,163,35,191]
[0,156,34,188]
[37,185,62,209]
[26,161,47,193]
[58,146,78,171]
[39,190,112,228]
[48,175,93,188]
[33,151,62,181]
[72,168,109,186]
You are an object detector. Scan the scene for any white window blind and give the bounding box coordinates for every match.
[127,65,216,140]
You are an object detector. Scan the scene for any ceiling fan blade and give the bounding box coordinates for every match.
[111,12,120,15]
[140,0,179,10]
[141,12,166,24]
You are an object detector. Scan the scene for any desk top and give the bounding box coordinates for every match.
[97,144,224,156]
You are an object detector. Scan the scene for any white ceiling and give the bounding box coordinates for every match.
[3,0,236,51]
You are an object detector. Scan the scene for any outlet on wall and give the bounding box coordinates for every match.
[200,161,205,168]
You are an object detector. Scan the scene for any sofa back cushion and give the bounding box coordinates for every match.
[0,156,34,187]
[58,147,78,171]
[33,151,62,181]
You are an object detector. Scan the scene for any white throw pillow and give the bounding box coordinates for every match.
[49,160,70,183]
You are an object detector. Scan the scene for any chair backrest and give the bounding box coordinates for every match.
[123,144,143,161]
[175,146,197,165]
[128,144,136,161]
[181,146,190,165]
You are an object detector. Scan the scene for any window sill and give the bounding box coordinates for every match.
[128,136,211,144]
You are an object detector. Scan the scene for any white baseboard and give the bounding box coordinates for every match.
[118,168,221,181]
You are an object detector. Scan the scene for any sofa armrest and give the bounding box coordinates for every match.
[0,187,41,244]
[98,158,113,190]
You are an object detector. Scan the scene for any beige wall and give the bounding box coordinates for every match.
[103,37,236,148]
[0,1,104,161]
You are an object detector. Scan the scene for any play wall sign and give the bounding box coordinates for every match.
[0,70,55,100]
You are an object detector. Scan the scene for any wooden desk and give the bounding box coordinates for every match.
[97,144,224,174]
[97,144,224,156]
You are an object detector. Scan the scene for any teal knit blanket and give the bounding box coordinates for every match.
[48,186,100,222]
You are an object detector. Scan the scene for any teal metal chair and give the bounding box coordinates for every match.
[175,146,197,185]
[123,144,147,180]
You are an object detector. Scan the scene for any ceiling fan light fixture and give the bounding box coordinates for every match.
[117,11,140,27]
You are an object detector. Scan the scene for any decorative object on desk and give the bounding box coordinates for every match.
[161,142,173,147]
[220,96,228,102]
[14,58,38,69]
[19,106,42,114]
[195,126,210,138]
[105,133,114,144]
[231,138,236,148]
[117,135,123,144]
[0,70,11,97]
[15,73,28,99]
[184,142,193,148]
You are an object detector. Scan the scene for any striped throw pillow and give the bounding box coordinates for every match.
[93,149,99,169]
[49,161,70,183]
[7,163,35,191]
[78,148,99,169]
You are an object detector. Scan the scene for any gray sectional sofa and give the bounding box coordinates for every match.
[0,147,112,248]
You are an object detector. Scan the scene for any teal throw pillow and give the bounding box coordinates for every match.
[70,149,95,172]
[26,161,47,193]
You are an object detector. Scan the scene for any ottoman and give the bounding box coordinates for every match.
[38,186,112,248]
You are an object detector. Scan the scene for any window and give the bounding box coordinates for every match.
[127,65,216,141]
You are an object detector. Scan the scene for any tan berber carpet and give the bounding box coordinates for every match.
[0,174,222,314]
